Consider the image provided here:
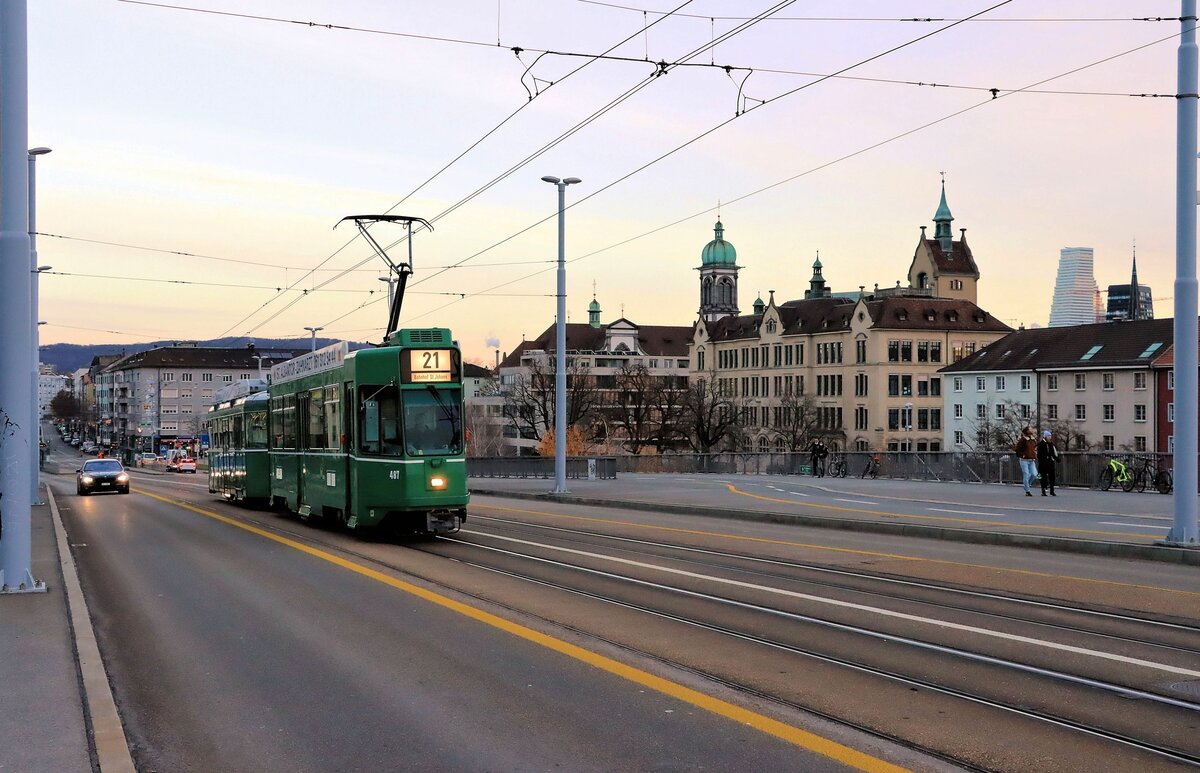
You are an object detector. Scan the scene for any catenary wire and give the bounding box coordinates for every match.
[209,1,697,338]
[391,25,1180,329]
[241,1,795,337]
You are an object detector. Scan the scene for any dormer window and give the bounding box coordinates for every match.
[925,311,935,322]
[897,309,908,321]
[947,311,958,322]
[766,319,777,333]
[974,313,985,323]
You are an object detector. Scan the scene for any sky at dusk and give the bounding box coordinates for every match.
[29,0,1185,364]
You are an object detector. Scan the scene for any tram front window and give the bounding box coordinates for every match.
[360,385,404,455]
[403,387,462,456]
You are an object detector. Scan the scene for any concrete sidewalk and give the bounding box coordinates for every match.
[0,486,134,773]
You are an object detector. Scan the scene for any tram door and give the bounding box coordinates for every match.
[297,390,312,516]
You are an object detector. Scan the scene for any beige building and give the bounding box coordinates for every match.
[689,183,1011,453]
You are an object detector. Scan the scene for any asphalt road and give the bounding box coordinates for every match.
[41,435,1200,771]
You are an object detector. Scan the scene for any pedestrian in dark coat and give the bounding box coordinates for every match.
[808,440,822,477]
[1037,430,1060,496]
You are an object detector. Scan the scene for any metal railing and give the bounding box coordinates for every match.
[610,451,1180,490]
[467,456,618,480]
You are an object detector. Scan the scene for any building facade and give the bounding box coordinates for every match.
[1048,247,1101,327]
[499,303,691,454]
[95,344,301,456]
[37,366,67,418]
[940,319,1172,452]
[690,184,1011,453]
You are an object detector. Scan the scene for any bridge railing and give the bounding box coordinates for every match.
[467,456,618,480]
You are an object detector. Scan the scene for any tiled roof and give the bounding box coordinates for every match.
[499,321,693,368]
[703,295,1009,342]
[105,345,305,371]
[921,236,979,276]
[463,362,493,378]
[940,318,1175,373]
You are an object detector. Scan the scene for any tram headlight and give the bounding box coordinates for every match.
[429,475,446,489]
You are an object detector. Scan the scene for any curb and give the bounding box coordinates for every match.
[47,486,137,773]
[469,488,1200,566]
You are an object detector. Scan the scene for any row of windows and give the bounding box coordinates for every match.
[886,375,942,398]
[270,386,343,451]
[719,375,806,398]
[717,343,807,370]
[951,402,1149,423]
[162,372,252,383]
[816,342,843,365]
[953,372,1150,392]
[887,408,942,431]
[816,374,843,397]
[887,340,943,363]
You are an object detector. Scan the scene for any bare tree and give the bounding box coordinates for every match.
[682,377,741,453]
[770,391,823,452]
[50,390,79,420]
[464,402,506,456]
[502,358,598,443]
[610,363,657,454]
[649,374,689,453]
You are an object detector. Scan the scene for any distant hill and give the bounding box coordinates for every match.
[40,337,370,375]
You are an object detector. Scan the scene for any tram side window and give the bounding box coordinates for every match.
[324,385,340,449]
[247,411,268,449]
[271,397,284,448]
[282,394,297,450]
[359,385,402,455]
[308,387,326,450]
[232,415,244,449]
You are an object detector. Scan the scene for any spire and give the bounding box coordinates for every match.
[933,174,954,252]
[588,283,602,328]
[752,293,764,315]
[1129,241,1140,320]
[714,220,724,241]
[806,251,829,298]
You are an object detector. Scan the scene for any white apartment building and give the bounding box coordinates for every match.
[1048,247,1102,327]
[941,319,1172,452]
[37,368,68,417]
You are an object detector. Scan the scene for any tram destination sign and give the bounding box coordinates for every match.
[270,341,348,386]
[405,348,455,383]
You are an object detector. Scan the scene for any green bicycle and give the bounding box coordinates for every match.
[1097,457,1131,491]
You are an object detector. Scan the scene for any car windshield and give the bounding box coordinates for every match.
[403,387,462,456]
[83,460,123,473]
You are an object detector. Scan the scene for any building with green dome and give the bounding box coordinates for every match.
[697,220,741,323]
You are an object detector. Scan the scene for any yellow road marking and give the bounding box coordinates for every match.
[134,489,910,773]
[723,483,1162,541]
[473,502,1200,599]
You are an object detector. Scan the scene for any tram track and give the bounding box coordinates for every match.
[120,480,1200,770]
[418,536,1200,770]
[467,514,1200,657]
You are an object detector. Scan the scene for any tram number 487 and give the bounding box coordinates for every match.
[389,470,401,480]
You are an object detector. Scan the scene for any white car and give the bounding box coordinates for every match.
[176,458,197,473]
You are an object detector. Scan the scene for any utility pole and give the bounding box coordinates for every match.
[541,175,581,494]
[0,0,44,593]
[29,147,50,505]
[1169,1,1200,545]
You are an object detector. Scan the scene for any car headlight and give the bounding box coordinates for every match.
[117,473,129,482]
[81,475,94,484]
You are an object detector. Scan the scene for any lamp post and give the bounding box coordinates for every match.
[379,275,396,309]
[541,175,581,494]
[28,147,49,504]
[303,326,323,352]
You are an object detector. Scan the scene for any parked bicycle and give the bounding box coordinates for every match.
[828,453,848,478]
[1121,455,1173,494]
[861,454,880,479]
[1097,456,1131,491]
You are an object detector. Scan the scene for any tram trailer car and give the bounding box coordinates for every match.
[206,391,272,503]
[266,330,468,535]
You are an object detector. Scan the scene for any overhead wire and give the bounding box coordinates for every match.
[394,22,1181,328]
[244,1,792,337]
[209,0,697,338]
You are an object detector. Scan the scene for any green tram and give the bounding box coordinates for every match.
[206,390,272,503]
[208,329,468,535]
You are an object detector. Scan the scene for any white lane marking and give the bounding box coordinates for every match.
[1107,514,1173,522]
[928,508,1008,517]
[470,532,1200,679]
[1098,522,1168,530]
[833,498,878,506]
[786,491,810,497]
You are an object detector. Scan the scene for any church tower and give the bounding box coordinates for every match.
[697,220,740,322]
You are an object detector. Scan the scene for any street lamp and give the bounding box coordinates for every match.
[28,147,50,505]
[904,402,914,453]
[303,326,324,352]
[541,175,581,494]
[378,275,396,309]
